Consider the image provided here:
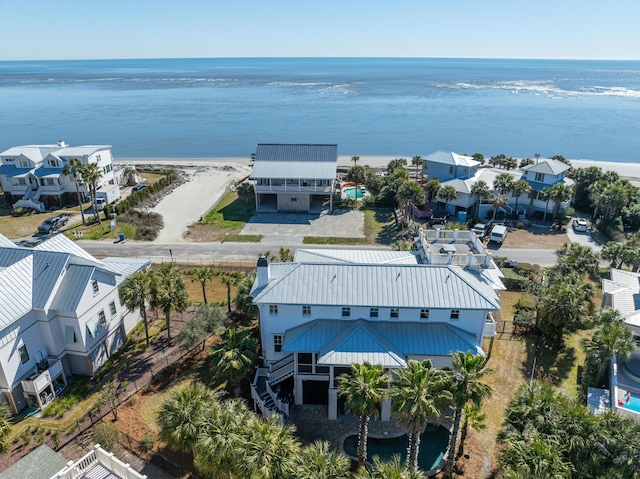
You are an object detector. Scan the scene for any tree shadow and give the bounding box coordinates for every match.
[521,334,578,387]
[218,198,256,222]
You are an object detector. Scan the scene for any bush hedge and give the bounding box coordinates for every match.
[103,177,169,217]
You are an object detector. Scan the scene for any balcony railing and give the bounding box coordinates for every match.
[485,314,497,337]
[21,359,64,395]
[254,184,332,193]
[51,444,147,479]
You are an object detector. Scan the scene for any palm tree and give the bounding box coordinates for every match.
[157,382,217,454]
[411,155,422,181]
[512,180,531,217]
[390,359,453,473]
[470,180,490,218]
[192,268,214,304]
[541,188,552,221]
[338,362,390,469]
[211,328,257,396]
[235,415,301,479]
[154,263,189,340]
[354,455,423,479]
[601,241,627,269]
[234,273,258,319]
[347,165,367,203]
[425,179,440,203]
[494,173,514,196]
[438,185,458,217]
[0,403,12,453]
[194,398,251,479]
[442,351,493,477]
[219,271,242,314]
[61,157,86,225]
[294,441,351,479]
[122,166,137,186]
[458,403,486,458]
[537,277,595,340]
[80,161,103,224]
[352,155,360,166]
[554,243,600,278]
[237,182,255,204]
[119,271,152,346]
[490,194,509,221]
[549,183,573,220]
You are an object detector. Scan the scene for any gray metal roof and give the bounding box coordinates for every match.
[604,269,640,327]
[0,235,16,248]
[294,249,419,265]
[49,264,95,312]
[523,159,570,175]
[101,257,150,286]
[0,444,68,479]
[0,145,59,162]
[253,263,499,310]
[283,318,482,366]
[35,234,98,262]
[0,255,32,328]
[250,144,337,180]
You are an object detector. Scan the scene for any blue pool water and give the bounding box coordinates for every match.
[344,186,364,199]
[343,425,449,471]
[622,393,640,413]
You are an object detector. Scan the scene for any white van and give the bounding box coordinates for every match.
[489,225,508,244]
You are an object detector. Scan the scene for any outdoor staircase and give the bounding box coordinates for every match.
[267,354,295,387]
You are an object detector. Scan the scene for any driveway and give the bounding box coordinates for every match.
[241,209,364,243]
[566,223,603,253]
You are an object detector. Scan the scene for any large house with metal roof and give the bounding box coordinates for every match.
[425,151,574,218]
[0,141,118,213]
[0,233,148,414]
[250,234,502,420]
[603,268,640,338]
[250,144,338,213]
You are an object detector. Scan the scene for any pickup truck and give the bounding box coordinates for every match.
[37,214,69,234]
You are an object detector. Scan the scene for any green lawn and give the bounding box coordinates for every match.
[64,221,135,241]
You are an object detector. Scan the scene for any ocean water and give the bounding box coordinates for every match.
[0,57,639,162]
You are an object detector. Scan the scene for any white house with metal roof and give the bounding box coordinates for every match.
[250,144,338,213]
[602,268,640,337]
[422,150,481,181]
[0,141,118,213]
[0,233,148,414]
[250,241,501,420]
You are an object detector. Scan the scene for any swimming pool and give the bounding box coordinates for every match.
[343,424,449,471]
[343,186,364,199]
[622,393,640,413]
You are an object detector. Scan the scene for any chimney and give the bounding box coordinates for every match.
[256,255,271,288]
[58,140,67,147]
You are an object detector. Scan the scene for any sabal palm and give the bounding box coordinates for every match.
[234,273,258,318]
[582,317,635,385]
[81,161,103,224]
[411,155,422,181]
[194,398,251,479]
[490,194,509,221]
[211,328,257,396]
[457,403,486,458]
[438,185,458,216]
[541,188,552,221]
[549,183,573,219]
[338,362,389,468]
[425,179,440,202]
[470,180,490,218]
[601,241,627,269]
[192,267,214,304]
[443,351,493,477]
[294,440,351,479]
[390,360,453,473]
[499,432,574,479]
[157,382,217,453]
[61,157,86,225]
[235,415,300,479]
[0,403,12,453]
[220,271,242,313]
[354,454,423,479]
[154,264,189,340]
[512,179,531,216]
[494,173,514,196]
[119,271,152,346]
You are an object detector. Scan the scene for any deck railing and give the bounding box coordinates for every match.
[50,444,147,479]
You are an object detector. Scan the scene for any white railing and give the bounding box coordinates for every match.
[14,198,45,212]
[21,359,64,395]
[266,381,290,417]
[269,357,295,385]
[254,184,332,193]
[484,314,497,337]
[51,444,147,479]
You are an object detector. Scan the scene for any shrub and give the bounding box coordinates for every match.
[513,309,535,329]
[517,293,538,311]
[513,262,539,277]
[501,269,530,291]
[92,422,120,451]
[140,433,156,452]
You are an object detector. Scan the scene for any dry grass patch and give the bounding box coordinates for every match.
[182,272,238,305]
[501,227,569,250]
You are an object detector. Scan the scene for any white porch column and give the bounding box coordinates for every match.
[295,377,304,405]
[328,388,338,420]
[453,229,459,241]
[484,252,492,267]
[467,252,473,267]
[381,399,391,421]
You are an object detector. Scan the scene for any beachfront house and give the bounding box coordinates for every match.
[0,233,148,414]
[0,141,118,213]
[427,151,573,219]
[250,144,338,213]
[250,231,502,420]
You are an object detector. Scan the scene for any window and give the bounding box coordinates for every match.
[6,158,13,162]
[46,178,54,185]
[17,178,26,185]
[449,166,454,174]
[98,310,106,327]
[65,326,77,344]
[274,335,283,352]
[370,307,379,318]
[420,309,430,319]
[342,307,351,318]
[390,308,399,318]
[109,301,117,317]
[269,304,278,315]
[20,159,29,167]
[291,197,298,202]
[96,155,101,162]
[92,280,99,295]
[450,310,460,320]
[18,345,29,364]
[535,172,544,182]
[302,305,311,316]
[103,164,112,174]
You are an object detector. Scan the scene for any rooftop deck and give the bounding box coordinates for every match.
[416,229,492,268]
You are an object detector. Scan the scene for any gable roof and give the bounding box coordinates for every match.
[0,255,33,328]
[603,269,640,326]
[250,144,338,180]
[283,318,482,366]
[523,159,570,176]
[253,263,499,310]
[49,264,96,312]
[423,150,480,168]
[294,248,419,265]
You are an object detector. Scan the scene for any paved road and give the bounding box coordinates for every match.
[78,240,560,266]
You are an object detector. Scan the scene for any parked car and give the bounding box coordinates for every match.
[132,183,148,192]
[573,218,589,232]
[489,224,508,244]
[37,214,69,234]
[472,223,487,239]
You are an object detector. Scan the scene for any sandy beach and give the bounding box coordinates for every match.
[115,155,640,243]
